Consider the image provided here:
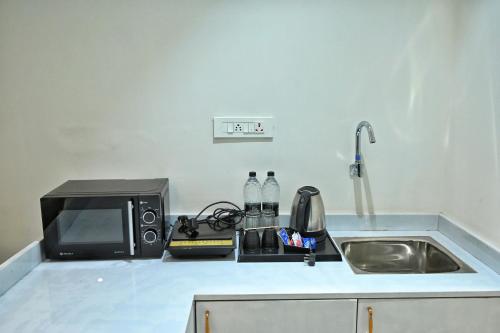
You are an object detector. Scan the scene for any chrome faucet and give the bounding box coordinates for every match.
[350,121,376,177]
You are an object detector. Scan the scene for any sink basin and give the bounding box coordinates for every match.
[334,236,475,274]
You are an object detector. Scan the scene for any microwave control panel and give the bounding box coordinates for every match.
[138,195,164,257]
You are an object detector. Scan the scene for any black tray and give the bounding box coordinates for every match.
[237,230,342,263]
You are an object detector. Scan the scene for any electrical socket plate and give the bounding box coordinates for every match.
[213,116,274,139]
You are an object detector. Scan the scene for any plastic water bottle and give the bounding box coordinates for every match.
[243,171,262,213]
[262,171,280,217]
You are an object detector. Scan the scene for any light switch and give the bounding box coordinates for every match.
[213,116,275,139]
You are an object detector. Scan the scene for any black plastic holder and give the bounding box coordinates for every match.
[237,229,342,263]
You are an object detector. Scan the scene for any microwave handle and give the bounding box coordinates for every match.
[127,201,135,256]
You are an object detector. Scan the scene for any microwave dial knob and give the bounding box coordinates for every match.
[143,230,157,244]
[142,210,156,224]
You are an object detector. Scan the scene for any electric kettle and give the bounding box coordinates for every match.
[289,186,326,241]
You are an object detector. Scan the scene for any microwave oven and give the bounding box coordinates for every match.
[41,178,169,260]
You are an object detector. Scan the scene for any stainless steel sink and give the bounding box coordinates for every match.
[334,236,475,274]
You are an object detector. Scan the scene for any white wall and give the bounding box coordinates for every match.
[442,0,500,250]
[0,0,459,262]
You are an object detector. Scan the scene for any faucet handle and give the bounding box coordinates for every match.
[350,163,360,177]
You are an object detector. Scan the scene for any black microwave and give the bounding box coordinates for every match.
[41,178,169,260]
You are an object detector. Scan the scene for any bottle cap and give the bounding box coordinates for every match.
[249,171,256,177]
[267,171,275,176]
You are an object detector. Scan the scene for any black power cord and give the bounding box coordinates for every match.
[177,201,245,238]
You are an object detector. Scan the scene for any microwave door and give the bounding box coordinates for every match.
[41,196,136,259]
[127,200,135,256]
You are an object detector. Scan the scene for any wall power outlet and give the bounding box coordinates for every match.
[213,116,274,139]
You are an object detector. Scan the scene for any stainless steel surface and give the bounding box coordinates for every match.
[289,186,326,234]
[350,121,376,177]
[335,236,475,274]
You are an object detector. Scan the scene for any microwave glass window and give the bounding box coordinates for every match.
[56,209,124,244]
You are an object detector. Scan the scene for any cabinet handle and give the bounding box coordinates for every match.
[368,306,373,333]
[205,310,211,333]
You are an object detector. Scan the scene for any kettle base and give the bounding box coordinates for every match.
[301,229,327,242]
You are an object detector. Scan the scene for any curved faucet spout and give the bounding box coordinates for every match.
[351,121,376,177]
[355,121,376,158]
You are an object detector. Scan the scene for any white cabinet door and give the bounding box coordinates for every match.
[196,299,357,333]
[357,298,500,333]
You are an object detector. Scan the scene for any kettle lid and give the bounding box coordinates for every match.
[297,186,320,196]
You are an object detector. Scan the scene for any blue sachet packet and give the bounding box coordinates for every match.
[303,237,317,250]
[278,228,290,245]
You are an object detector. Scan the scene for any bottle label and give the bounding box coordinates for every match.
[244,203,262,213]
[262,202,279,216]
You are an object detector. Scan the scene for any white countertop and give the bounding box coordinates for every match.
[0,230,499,333]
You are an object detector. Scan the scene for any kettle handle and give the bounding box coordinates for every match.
[296,191,312,232]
